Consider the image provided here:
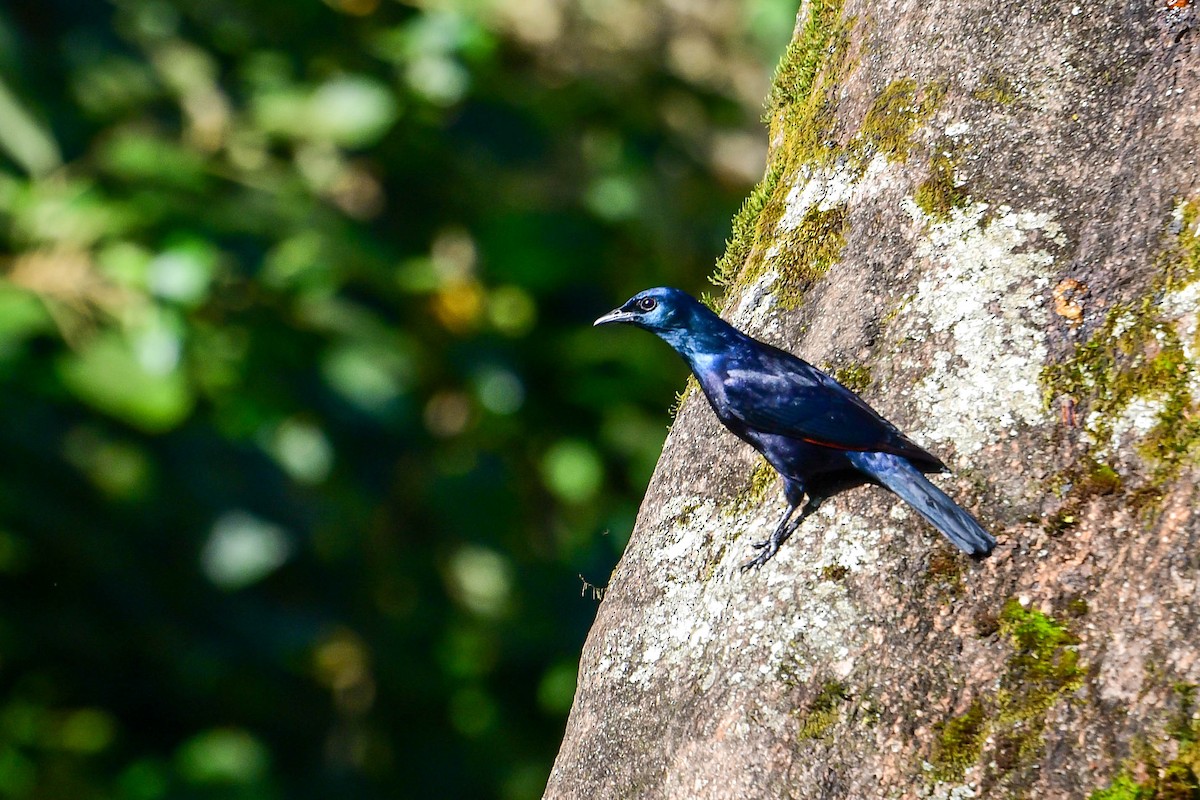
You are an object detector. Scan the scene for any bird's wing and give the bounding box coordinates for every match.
[721,348,942,466]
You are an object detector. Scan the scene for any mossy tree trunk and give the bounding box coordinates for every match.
[546,1,1200,798]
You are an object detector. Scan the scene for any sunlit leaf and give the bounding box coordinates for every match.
[201,511,292,590]
[0,77,61,176]
[541,440,604,504]
[71,55,160,117]
[97,132,210,190]
[0,284,53,342]
[58,331,193,432]
[308,75,400,146]
[175,728,270,784]
[253,76,399,147]
[265,417,334,484]
[147,241,217,305]
[8,179,130,247]
[58,708,117,754]
[446,545,513,618]
[321,341,413,412]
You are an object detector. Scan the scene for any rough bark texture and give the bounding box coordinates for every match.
[547,1,1200,798]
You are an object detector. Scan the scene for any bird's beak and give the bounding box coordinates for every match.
[593,308,631,327]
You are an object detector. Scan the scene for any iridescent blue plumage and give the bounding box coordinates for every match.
[595,287,996,569]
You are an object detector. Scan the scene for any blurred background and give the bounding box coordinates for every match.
[0,0,792,796]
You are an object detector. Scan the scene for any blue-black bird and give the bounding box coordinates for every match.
[595,287,996,570]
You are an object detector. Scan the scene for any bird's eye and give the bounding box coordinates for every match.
[636,297,657,312]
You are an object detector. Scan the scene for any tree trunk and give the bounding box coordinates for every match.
[546,1,1200,798]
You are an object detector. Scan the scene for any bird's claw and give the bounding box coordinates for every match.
[750,539,769,550]
[740,542,779,571]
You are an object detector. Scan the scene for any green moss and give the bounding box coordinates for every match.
[1084,462,1123,495]
[990,601,1085,774]
[856,78,946,163]
[699,291,722,312]
[712,0,953,313]
[1168,683,1198,744]
[1165,201,1200,290]
[1164,683,1200,794]
[928,602,1085,786]
[880,294,912,328]
[699,533,728,583]
[1089,763,1199,800]
[1042,201,1200,491]
[746,458,778,501]
[1158,761,1200,799]
[997,599,1085,716]
[715,197,849,312]
[831,361,872,392]
[924,547,965,596]
[914,150,968,221]
[725,458,778,517]
[1066,597,1090,618]
[675,501,701,528]
[859,699,882,728]
[820,563,849,582]
[796,680,851,741]
[1045,506,1079,536]
[1089,684,1200,799]
[971,72,1020,105]
[973,607,1001,638]
[766,0,849,115]
[1042,298,1198,483]
[763,0,853,171]
[709,0,854,306]
[668,374,699,420]
[932,701,987,782]
[710,166,783,290]
[770,204,850,309]
[712,6,954,314]
[1089,772,1154,800]
[1043,458,1122,536]
[926,547,963,581]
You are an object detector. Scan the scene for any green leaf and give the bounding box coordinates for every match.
[0,285,53,341]
[58,332,193,432]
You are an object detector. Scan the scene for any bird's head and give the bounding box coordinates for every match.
[595,287,735,363]
[593,287,700,334]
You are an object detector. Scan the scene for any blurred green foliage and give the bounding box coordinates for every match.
[0,0,792,796]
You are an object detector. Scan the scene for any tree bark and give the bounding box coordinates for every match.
[546,1,1200,798]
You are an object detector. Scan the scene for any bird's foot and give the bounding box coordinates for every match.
[740,540,781,571]
[742,502,815,570]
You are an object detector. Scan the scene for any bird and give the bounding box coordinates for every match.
[594,287,996,570]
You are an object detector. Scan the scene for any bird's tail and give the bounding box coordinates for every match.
[847,450,996,556]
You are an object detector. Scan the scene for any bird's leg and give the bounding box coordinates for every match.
[741,489,821,571]
[741,510,798,570]
[750,502,799,550]
[799,493,824,516]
